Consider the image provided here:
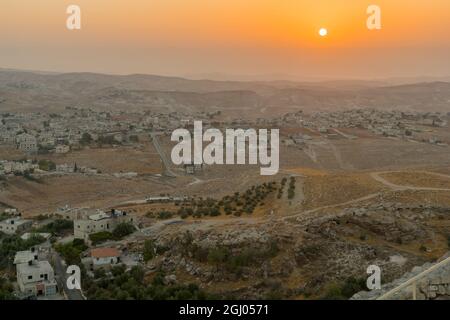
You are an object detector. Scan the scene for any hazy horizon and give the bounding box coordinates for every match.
[1,0,450,80]
[2,66,450,85]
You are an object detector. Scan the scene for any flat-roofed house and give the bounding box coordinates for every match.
[74,209,134,241]
[15,249,57,297]
[0,217,32,235]
[14,250,38,265]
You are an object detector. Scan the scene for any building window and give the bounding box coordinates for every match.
[28,275,32,280]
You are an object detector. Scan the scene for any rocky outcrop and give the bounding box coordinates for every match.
[352,252,450,300]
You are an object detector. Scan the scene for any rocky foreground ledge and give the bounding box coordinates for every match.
[352,252,450,300]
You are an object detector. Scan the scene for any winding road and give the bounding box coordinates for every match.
[114,169,450,230]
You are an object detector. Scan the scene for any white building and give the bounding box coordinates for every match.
[15,249,57,297]
[0,131,17,144]
[55,206,95,221]
[84,247,121,271]
[16,133,38,154]
[20,233,52,241]
[74,209,134,241]
[55,144,70,154]
[4,208,19,215]
[56,164,75,173]
[14,250,38,265]
[0,217,32,235]
[0,160,38,175]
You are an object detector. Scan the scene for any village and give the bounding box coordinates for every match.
[0,204,145,299]
[1,108,448,161]
[0,106,449,300]
[0,107,215,156]
[271,109,449,149]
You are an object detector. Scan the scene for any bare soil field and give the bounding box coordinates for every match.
[431,167,450,175]
[300,173,386,210]
[413,126,450,144]
[380,171,450,189]
[0,175,174,216]
[377,190,450,207]
[0,163,282,218]
[336,127,379,139]
[281,127,321,137]
[0,146,25,160]
[38,144,162,174]
[283,167,328,176]
[334,138,450,170]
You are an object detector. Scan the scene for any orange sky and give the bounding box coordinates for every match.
[1,0,449,79]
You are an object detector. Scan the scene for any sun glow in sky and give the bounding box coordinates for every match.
[319,28,328,37]
[1,0,450,79]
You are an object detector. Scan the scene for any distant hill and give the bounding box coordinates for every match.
[0,69,449,113]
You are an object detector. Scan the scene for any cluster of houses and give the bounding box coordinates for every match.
[0,160,100,176]
[0,160,39,175]
[0,208,55,298]
[12,244,125,298]
[54,163,99,175]
[259,109,448,146]
[307,109,448,138]
[0,110,129,155]
[1,108,448,158]
[11,244,125,298]
[0,204,140,299]
[0,108,221,156]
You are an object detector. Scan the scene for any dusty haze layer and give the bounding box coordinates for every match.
[1,69,450,114]
[1,0,450,78]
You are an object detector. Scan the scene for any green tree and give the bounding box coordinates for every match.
[207,247,229,267]
[112,223,135,239]
[38,160,56,171]
[80,132,93,145]
[143,240,155,262]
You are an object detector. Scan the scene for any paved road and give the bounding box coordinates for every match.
[52,251,85,300]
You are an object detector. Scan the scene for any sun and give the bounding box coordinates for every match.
[319,28,328,37]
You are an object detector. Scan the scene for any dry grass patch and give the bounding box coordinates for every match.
[301,173,384,210]
[380,172,450,189]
